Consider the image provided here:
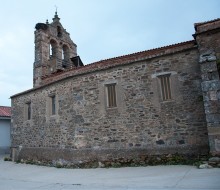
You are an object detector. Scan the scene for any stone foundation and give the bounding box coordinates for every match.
[14,145,209,168]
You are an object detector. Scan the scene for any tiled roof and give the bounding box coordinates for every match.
[194,18,220,27]
[42,40,196,81]
[0,106,11,117]
[90,40,195,65]
[194,18,220,35]
[11,40,197,98]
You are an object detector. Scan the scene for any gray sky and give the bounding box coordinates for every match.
[0,0,219,106]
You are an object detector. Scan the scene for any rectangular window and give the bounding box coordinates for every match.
[217,62,220,78]
[51,95,56,115]
[26,102,31,120]
[106,84,117,108]
[159,74,171,101]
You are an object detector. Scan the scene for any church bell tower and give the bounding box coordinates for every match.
[33,12,79,87]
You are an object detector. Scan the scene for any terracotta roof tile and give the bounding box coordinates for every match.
[42,40,196,81]
[11,40,197,98]
[0,106,11,117]
[194,18,220,27]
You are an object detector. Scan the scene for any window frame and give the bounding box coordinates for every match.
[51,95,56,115]
[158,74,172,101]
[25,101,31,121]
[106,83,117,108]
[217,62,220,78]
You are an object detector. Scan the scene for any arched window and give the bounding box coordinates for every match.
[61,49,64,60]
[63,45,68,60]
[217,60,220,78]
[49,40,57,59]
[62,45,69,68]
[49,44,52,57]
[57,26,62,37]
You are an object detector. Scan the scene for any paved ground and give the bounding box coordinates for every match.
[0,155,220,190]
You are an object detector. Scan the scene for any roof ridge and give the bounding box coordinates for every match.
[41,40,195,81]
[194,18,220,27]
[0,106,11,117]
[90,40,195,65]
[12,39,196,98]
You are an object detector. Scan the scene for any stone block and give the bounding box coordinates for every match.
[199,163,213,169]
[207,123,220,127]
[201,72,219,81]
[208,127,220,135]
[201,81,220,92]
[199,52,216,63]
[215,139,220,152]
[209,157,220,162]
[200,62,217,73]
[208,135,220,155]
[206,113,220,123]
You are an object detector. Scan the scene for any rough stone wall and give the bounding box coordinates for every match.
[195,19,220,155]
[40,40,195,87]
[11,47,209,162]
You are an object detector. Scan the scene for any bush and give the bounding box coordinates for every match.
[4,157,12,161]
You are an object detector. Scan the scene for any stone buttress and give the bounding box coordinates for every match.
[194,19,220,155]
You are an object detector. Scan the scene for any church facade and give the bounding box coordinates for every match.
[11,13,220,165]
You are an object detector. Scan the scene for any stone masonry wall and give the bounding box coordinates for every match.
[195,19,220,155]
[34,14,77,87]
[11,47,209,163]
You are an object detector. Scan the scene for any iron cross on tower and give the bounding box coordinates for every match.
[55,5,58,14]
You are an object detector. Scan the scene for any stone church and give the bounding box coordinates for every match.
[11,12,220,166]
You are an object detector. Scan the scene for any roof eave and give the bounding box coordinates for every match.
[11,40,197,99]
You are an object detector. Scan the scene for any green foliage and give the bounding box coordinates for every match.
[4,157,12,161]
[25,160,35,165]
[111,162,121,168]
[55,163,63,168]
[193,161,204,168]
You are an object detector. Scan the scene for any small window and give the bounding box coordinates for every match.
[62,45,69,68]
[106,84,117,108]
[57,26,62,37]
[49,40,57,59]
[26,102,31,120]
[159,74,171,101]
[51,95,56,115]
[217,62,220,78]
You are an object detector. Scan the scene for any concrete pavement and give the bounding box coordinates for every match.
[0,155,220,190]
